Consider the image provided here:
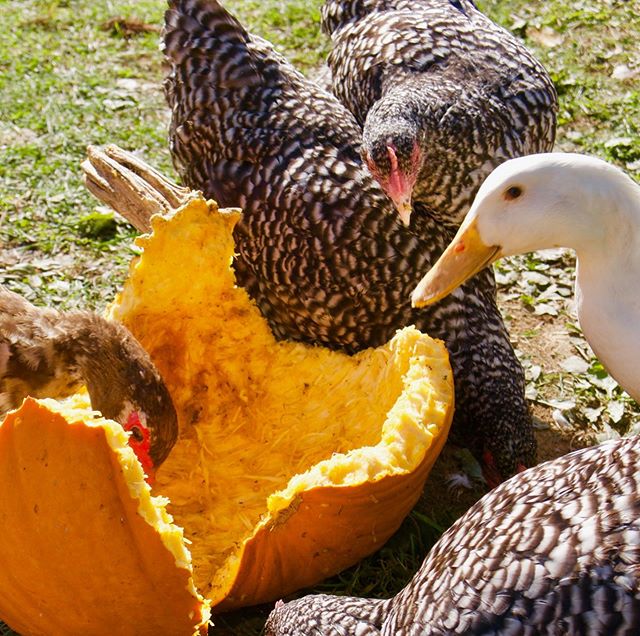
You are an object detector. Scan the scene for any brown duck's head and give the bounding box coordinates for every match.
[74,316,178,475]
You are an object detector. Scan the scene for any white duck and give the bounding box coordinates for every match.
[412,152,640,402]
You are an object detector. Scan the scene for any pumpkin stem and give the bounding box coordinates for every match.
[82,144,195,232]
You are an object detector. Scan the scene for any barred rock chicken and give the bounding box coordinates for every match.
[0,286,178,472]
[266,434,640,635]
[163,0,535,481]
[322,0,558,225]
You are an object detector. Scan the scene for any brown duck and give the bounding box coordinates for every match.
[0,286,178,477]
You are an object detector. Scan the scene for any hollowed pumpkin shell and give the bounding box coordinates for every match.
[0,197,453,634]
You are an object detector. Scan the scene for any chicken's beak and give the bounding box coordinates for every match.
[395,197,413,227]
[411,218,501,307]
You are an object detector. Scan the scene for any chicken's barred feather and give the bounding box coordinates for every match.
[163,0,535,479]
[322,0,557,223]
[266,436,640,634]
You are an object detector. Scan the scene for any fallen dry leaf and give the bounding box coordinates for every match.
[527,26,565,48]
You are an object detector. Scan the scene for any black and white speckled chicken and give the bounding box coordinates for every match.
[266,434,640,635]
[0,286,178,472]
[163,0,534,482]
[322,0,558,225]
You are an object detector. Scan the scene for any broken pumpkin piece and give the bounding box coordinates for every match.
[0,193,453,634]
[0,397,209,636]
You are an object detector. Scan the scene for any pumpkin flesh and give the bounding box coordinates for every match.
[109,198,454,609]
[0,196,453,634]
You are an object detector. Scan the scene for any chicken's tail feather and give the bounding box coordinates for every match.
[163,0,262,91]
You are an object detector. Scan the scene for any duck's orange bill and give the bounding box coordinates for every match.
[411,219,501,307]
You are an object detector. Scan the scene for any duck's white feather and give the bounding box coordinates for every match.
[471,152,640,400]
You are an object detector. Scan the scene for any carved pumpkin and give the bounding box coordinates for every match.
[0,197,453,634]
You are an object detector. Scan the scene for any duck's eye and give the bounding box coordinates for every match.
[504,185,523,200]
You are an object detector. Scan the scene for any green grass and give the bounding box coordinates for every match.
[0,0,325,311]
[480,0,640,170]
[0,0,169,308]
[1,0,639,634]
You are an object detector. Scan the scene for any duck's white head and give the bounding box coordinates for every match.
[412,153,639,306]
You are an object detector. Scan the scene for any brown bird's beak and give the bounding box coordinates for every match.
[411,219,501,307]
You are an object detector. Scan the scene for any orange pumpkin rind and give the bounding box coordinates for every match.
[0,397,210,636]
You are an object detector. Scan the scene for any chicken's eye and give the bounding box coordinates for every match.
[129,426,144,443]
[504,185,523,200]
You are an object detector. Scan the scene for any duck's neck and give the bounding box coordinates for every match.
[570,173,640,276]
[570,177,640,400]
